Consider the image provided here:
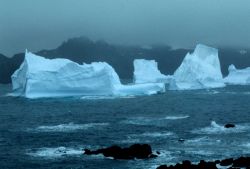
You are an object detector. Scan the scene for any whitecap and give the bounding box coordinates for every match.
[185,149,215,156]
[185,136,221,146]
[29,122,109,132]
[120,138,141,144]
[139,132,175,138]
[121,117,153,125]
[192,121,249,134]
[27,147,83,159]
[120,132,175,144]
[164,115,190,120]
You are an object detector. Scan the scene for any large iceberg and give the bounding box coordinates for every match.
[11,51,165,98]
[133,59,172,84]
[169,44,225,90]
[223,64,250,85]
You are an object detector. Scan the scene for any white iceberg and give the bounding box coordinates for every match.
[169,44,225,90]
[223,64,250,85]
[11,50,165,98]
[133,59,172,84]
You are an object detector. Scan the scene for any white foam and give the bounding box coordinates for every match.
[122,115,189,126]
[27,147,83,159]
[185,149,215,156]
[30,122,109,132]
[185,136,221,146]
[120,132,175,144]
[192,121,249,134]
[121,117,153,125]
[81,95,135,100]
[140,132,174,138]
[164,115,190,120]
[120,138,141,144]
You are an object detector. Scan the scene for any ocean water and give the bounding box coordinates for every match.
[0,84,250,169]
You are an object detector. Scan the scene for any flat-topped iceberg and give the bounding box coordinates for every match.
[133,59,172,84]
[11,51,165,98]
[224,64,250,85]
[169,44,225,90]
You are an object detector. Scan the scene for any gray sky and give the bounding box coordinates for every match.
[1,0,250,56]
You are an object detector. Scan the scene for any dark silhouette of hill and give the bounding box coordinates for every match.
[37,37,188,80]
[0,53,24,84]
[1,36,250,84]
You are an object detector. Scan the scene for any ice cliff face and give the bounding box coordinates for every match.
[223,64,250,85]
[169,44,225,90]
[133,59,172,84]
[11,51,165,98]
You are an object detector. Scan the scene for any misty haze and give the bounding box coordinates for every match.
[1,1,250,169]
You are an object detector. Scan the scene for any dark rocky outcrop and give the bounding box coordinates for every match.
[232,157,250,167]
[224,124,236,128]
[220,158,233,166]
[84,144,157,160]
[156,156,250,169]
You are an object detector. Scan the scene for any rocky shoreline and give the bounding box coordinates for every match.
[84,143,250,169]
[157,157,250,169]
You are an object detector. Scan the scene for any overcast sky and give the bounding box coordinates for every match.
[0,0,250,56]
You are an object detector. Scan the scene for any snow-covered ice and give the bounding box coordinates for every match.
[224,64,250,85]
[11,51,165,98]
[133,59,172,84]
[169,44,225,90]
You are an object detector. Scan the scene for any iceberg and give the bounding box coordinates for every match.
[133,59,172,84]
[11,50,165,98]
[224,64,250,85]
[169,44,225,90]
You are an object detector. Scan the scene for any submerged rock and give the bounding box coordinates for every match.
[84,144,157,160]
[178,138,185,142]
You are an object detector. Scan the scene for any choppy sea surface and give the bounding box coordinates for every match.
[0,84,250,169]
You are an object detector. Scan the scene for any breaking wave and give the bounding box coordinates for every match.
[184,136,221,146]
[29,122,109,132]
[139,132,174,137]
[192,121,249,134]
[121,115,189,126]
[27,147,83,159]
[164,115,190,120]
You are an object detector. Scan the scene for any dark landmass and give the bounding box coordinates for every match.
[1,36,250,84]
[0,53,24,84]
[84,144,157,160]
